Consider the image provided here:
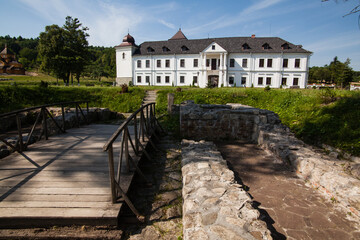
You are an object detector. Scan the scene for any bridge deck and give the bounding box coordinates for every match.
[0,124,130,227]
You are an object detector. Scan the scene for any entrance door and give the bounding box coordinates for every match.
[211,59,217,70]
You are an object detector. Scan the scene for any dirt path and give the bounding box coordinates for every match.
[217,141,360,240]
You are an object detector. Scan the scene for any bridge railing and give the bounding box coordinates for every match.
[103,102,164,220]
[0,101,89,154]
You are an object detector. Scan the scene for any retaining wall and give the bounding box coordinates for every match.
[180,101,360,220]
[181,139,272,240]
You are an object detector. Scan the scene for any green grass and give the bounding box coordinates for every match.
[156,88,360,156]
[0,85,145,113]
[0,73,114,87]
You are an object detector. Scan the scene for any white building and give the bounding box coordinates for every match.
[115,30,312,88]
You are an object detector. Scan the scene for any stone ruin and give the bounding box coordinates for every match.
[179,100,360,239]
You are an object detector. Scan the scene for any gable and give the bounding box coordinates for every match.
[203,42,227,53]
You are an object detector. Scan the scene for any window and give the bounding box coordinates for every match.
[137,76,141,83]
[242,59,248,68]
[241,77,246,85]
[122,53,125,59]
[180,59,185,68]
[193,76,198,84]
[137,60,141,68]
[162,46,170,52]
[267,59,273,68]
[157,76,161,83]
[165,76,170,83]
[259,59,264,68]
[281,78,287,85]
[193,59,198,67]
[147,47,154,53]
[295,59,300,68]
[180,76,185,83]
[146,60,150,68]
[242,43,250,50]
[230,59,235,67]
[283,59,288,68]
[229,77,234,85]
[258,77,263,85]
[146,76,150,83]
[262,43,271,49]
[281,43,290,50]
[181,45,189,51]
[212,45,216,50]
[266,77,271,85]
[165,59,170,68]
[293,78,299,86]
[157,60,161,68]
[206,59,210,67]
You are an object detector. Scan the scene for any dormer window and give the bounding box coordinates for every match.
[262,43,271,50]
[162,46,170,52]
[181,45,189,51]
[242,43,250,50]
[281,43,290,50]
[212,45,215,50]
[147,47,154,53]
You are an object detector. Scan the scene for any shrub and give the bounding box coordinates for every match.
[264,85,271,91]
[121,84,128,93]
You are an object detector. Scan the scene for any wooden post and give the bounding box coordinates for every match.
[61,104,66,132]
[42,107,48,140]
[124,128,130,173]
[16,114,24,152]
[107,145,117,203]
[167,93,174,114]
[75,104,79,128]
[134,113,139,154]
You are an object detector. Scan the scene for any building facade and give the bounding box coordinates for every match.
[115,30,312,88]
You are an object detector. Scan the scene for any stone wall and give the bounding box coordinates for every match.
[180,101,360,219]
[180,101,281,142]
[181,139,272,240]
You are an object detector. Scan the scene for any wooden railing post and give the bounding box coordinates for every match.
[107,145,117,203]
[16,114,24,152]
[75,104,79,128]
[42,107,48,140]
[61,104,66,132]
[134,113,139,154]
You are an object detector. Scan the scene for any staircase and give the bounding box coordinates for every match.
[142,90,157,105]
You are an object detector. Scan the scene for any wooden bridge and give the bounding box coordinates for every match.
[0,102,162,228]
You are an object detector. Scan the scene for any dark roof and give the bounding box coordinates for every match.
[169,29,187,40]
[133,36,311,56]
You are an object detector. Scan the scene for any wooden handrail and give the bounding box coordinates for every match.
[0,101,88,118]
[103,102,164,220]
[0,101,89,153]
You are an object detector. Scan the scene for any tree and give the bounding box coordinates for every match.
[38,16,89,85]
[322,0,360,27]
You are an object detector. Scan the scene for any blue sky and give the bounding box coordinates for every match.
[1,0,360,70]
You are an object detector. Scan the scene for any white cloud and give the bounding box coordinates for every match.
[19,0,73,22]
[158,19,176,30]
[304,32,360,53]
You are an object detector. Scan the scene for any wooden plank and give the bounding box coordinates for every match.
[4,194,112,202]
[0,187,110,195]
[0,201,114,208]
[0,180,110,188]
[0,207,120,217]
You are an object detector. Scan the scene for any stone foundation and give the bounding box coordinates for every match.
[180,101,360,219]
[181,139,272,240]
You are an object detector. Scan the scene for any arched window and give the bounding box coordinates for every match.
[262,43,271,50]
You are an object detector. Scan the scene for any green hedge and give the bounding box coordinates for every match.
[157,88,360,156]
[0,85,145,114]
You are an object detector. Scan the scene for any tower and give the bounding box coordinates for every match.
[115,34,137,85]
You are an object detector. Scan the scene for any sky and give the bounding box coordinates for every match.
[1,0,360,70]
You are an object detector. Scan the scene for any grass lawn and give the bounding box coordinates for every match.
[156,87,360,156]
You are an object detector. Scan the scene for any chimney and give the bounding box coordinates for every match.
[251,34,255,38]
